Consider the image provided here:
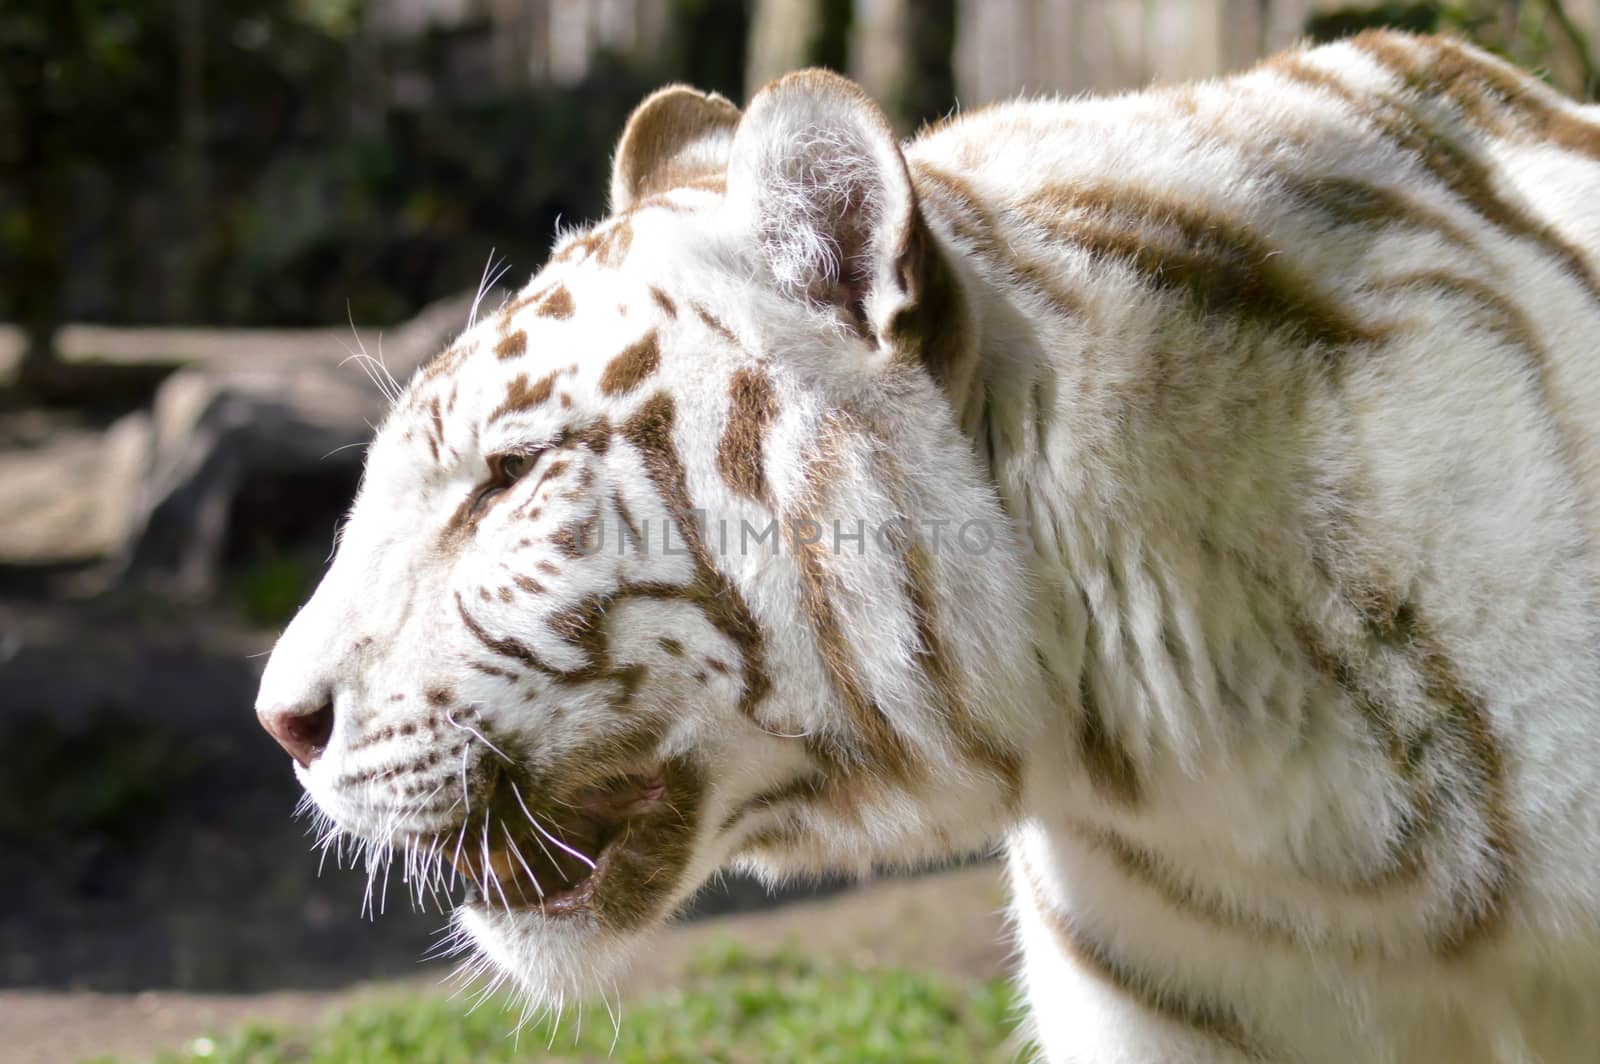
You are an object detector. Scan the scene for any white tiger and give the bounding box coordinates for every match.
[256,31,1600,1062]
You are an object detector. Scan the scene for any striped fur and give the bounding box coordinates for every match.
[257,32,1600,1061]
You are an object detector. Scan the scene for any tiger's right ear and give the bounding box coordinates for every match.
[609,86,742,213]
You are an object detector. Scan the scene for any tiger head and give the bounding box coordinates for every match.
[256,71,1041,1005]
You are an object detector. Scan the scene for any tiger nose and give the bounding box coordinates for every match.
[258,700,336,767]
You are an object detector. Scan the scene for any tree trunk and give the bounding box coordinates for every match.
[855,0,957,132]
[664,0,751,100]
[746,0,853,98]
[173,0,208,325]
[13,95,66,399]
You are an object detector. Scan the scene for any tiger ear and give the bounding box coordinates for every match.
[723,69,923,348]
[610,85,742,213]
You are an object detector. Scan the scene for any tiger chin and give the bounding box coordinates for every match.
[257,30,1600,1064]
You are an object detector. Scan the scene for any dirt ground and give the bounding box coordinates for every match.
[1,864,1013,1064]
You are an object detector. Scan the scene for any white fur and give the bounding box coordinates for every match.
[259,33,1600,1061]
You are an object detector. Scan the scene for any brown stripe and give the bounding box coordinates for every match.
[427,396,445,456]
[469,661,518,681]
[1365,269,1597,542]
[691,302,738,345]
[550,514,599,559]
[503,282,575,321]
[621,393,772,720]
[719,774,829,834]
[490,370,557,422]
[1268,52,1600,305]
[458,584,678,706]
[612,488,644,548]
[599,329,661,396]
[914,161,1082,327]
[1324,578,1516,951]
[789,529,915,778]
[537,285,575,319]
[885,211,975,396]
[716,367,778,504]
[1409,624,1517,955]
[418,343,469,383]
[456,592,560,674]
[1287,613,1434,892]
[1035,601,1144,807]
[1067,821,1299,947]
[597,219,633,267]
[1289,591,1516,953]
[649,286,678,319]
[901,538,1023,809]
[542,597,646,707]
[911,161,1089,427]
[1019,860,1264,1058]
[1271,172,1478,251]
[1353,32,1600,164]
[630,193,696,214]
[786,429,916,780]
[555,220,635,268]
[1019,181,1382,354]
[909,162,1000,252]
[494,330,527,360]
[1075,662,1143,806]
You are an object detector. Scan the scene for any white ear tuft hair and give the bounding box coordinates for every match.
[723,69,919,342]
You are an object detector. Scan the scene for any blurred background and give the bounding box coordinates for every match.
[1,2,1595,1061]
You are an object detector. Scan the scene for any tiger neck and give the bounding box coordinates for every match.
[912,191,1061,529]
[913,183,1159,821]
[909,175,1063,491]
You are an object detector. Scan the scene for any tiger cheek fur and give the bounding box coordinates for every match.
[258,32,1600,1062]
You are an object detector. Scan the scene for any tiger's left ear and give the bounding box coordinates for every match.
[723,69,941,355]
[610,85,742,213]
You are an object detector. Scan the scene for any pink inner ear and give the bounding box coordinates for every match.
[799,177,880,338]
[726,70,917,336]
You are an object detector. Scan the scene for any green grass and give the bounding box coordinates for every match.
[104,941,1027,1064]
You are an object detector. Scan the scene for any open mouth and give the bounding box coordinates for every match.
[448,765,670,917]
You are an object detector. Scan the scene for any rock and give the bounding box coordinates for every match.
[0,293,478,592]
[0,423,130,566]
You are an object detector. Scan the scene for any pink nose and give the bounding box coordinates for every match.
[257,701,335,767]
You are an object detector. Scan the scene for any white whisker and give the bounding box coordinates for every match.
[509,782,574,877]
[447,709,513,764]
[529,813,597,871]
[501,822,546,901]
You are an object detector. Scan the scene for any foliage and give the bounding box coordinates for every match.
[226,549,321,626]
[0,2,652,337]
[1308,1,1597,99]
[102,941,1026,1064]
[190,57,652,327]
[661,0,753,103]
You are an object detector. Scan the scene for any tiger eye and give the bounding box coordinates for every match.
[495,452,536,483]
